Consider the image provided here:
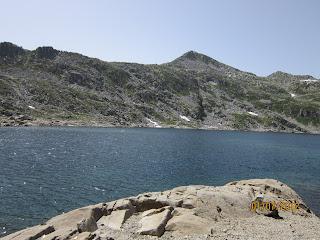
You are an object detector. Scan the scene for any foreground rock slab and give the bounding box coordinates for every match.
[138,207,172,236]
[1,225,55,240]
[1,179,320,240]
[165,207,212,235]
[98,209,132,230]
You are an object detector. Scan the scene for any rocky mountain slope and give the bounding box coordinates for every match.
[0,42,319,133]
[2,179,319,240]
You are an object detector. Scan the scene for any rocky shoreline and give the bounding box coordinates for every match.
[2,179,320,240]
[1,116,319,135]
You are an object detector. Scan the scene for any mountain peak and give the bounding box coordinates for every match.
[170,50,241,74]
[177,50,213,63]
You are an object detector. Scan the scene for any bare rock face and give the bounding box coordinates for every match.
[0,225,54,240]
[2,179,320,240]
[97,209,132,230]
[75,232,92,240]
[138,207,173,237]
[165,207,212,235]
[226,179,313,217]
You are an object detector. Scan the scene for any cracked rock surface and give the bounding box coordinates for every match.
[1,179,320,240]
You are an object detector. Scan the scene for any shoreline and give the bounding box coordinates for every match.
[1,118,319,135]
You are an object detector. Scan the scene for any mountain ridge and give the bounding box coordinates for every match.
[0,42,319,133]
[1,42,318,79]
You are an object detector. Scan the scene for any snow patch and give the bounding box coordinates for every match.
[248,111,259,116]
[300,79,318,83]
[179,115,190,122]
[28,105,35,110]
[146,118,161,128]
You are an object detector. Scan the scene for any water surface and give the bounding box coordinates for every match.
[0,127,319,236]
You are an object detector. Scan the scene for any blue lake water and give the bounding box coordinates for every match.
[0,127,319,236]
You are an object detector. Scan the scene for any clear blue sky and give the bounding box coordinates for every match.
[1,0,319,77]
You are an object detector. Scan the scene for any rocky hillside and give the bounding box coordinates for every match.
[2,179,319,240]
[0,42,319,133]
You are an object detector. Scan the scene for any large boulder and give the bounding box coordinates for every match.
[138,207,173,237]
[97,209,132,230]
[165,207,212,235]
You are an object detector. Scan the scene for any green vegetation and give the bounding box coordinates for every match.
[272,99,320,126]
[232,113,259,129]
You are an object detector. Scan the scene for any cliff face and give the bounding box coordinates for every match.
[2,179,319,240]
[0,42,320,133]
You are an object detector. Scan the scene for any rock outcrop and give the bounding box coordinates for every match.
[1,179,320,240]
[0,42,25,59]
[34,47,59,60]
[138,206,172,236]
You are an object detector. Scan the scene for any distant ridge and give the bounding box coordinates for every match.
[268,71,316,81]
[0,42,319,133]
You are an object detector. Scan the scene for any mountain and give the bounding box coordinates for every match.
[0,42,319,133]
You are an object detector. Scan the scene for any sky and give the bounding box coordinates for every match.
[1,0,319,77]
